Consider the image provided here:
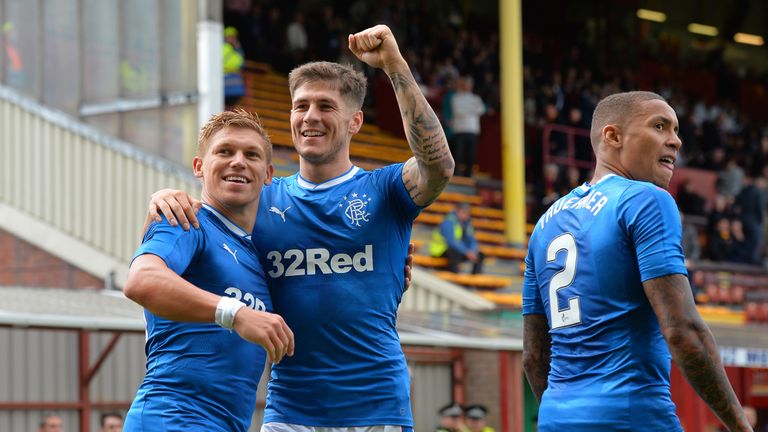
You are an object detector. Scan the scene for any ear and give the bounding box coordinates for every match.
[192,156,204,179]
[264,164,274,185]
[348,110,364,135]
[602,124,622,149]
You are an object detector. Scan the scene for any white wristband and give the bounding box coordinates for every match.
[215,296,245,330]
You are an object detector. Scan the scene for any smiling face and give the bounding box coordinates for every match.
[290,80,363,165]
[193,126,273,211]
[616,99,682,188]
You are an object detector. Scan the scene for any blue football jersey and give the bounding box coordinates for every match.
[522,175,687,431]
[124,204,272,432]
[252,165,419,427]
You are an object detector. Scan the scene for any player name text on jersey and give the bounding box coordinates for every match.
[539,190,609,230]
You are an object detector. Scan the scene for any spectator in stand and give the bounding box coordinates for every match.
[676,179,708,217]
[717,157,745,199]
[708,217,733,262]
[734,176,767,265]
[450,75,486,177]
[223,27,246,109]
[559,166,584,196]
[681,211,702,263]
[428,203,485,275]
[533,163,561,218]
[285,11,308,66]
[729,219,753,264]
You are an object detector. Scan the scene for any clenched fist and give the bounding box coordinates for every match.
[348,24,407,74]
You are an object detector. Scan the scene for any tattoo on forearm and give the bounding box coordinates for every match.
[647,275,748,429]
[390,71,453,204]
[523,316,551,403]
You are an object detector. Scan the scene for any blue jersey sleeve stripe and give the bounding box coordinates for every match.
[522,231,546,315]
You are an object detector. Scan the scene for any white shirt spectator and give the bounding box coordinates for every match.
[451,91,486,134]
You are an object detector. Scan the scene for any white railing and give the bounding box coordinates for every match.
[0,84,494,311]
[0,85,201,270]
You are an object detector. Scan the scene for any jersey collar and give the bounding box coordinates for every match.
[296,166,360,190]
[202,203,251,240]
[582,173,617,191]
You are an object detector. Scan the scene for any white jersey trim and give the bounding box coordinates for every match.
[202,203,251,240]
[296,166,360,190]
[581,173,617,192]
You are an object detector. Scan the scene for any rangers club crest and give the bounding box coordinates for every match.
[339,193,371,226]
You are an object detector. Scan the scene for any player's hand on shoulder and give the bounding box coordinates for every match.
[233,308,294,364]
[348,24,406,73]
[404,242,414,292]
[148,189,202,230]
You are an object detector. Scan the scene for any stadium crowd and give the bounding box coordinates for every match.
[224,0,768,269]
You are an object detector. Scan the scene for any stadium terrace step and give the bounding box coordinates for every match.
[412,254,448,268]
[248,89,291,103]
[246,96,291,111]
[426,201,504,220]
[437,191,482,205]
[479,245,527,260]
[432,271,512,289]
[267,130,411,163]
[243,60,274,73]
[475,231,508,245]
[245,78,290,94]
[476,291,523,308]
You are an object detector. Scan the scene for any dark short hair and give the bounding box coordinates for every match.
[590,91,665,148]
[288,61,367,111]
[100,412,123,426]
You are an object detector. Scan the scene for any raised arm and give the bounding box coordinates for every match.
[644,274,752,432]
[522,313,551,403]
[125,254,294,363]
[349,25,454,206]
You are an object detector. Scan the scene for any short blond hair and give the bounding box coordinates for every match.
[197,109,272,161]
[288,61,367,111]
[590,91,665,149]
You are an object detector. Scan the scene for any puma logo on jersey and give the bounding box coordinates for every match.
[222,243,239,264]
[269,206,291,222]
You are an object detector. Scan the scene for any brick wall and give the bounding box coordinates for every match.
[464,349,502,430]
[0,228,103,289]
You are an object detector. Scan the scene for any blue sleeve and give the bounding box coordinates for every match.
[466,224,479,252]
[440,218,467,255]
[375,163,423,220]
[522,232,545,315]
[132,218,202,275]
[618,184,688,282]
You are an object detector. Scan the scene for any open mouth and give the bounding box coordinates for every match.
[658,156,675,171]
[223,175,249,184]
[301,130,325,138]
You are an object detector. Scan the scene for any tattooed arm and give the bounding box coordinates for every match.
[644,274,752,432]
[522,314,551,403]
[349,25,454,206]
